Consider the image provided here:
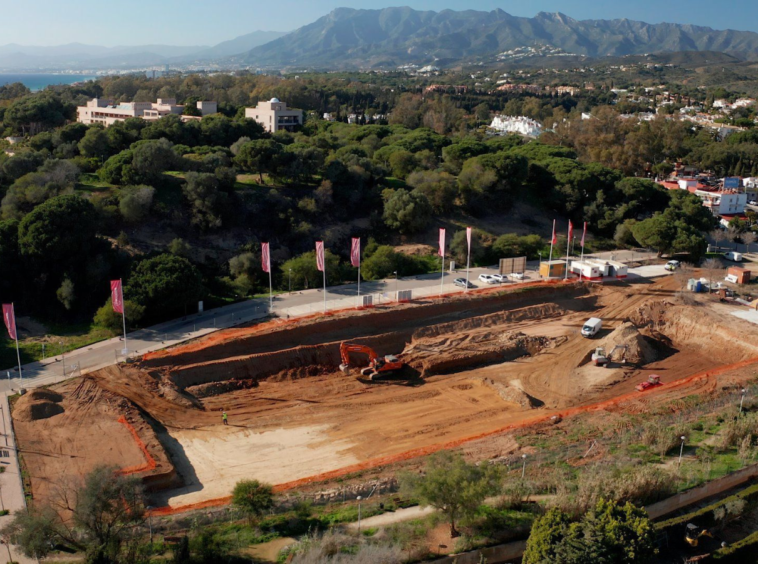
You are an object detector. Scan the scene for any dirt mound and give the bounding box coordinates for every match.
[187,379,259,398]
[598,322,657,365]
[13,398,64,422]
[405,331,560,377]
[24,389,63,403]
[479,378,541,409]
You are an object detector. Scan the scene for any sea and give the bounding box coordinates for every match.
[0,73,99,91]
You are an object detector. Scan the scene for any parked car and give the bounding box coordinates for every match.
[664,260,680,271]
[723,251,743,262]
[749,200,758,206]
[491,274,507,283]
[454,278,474,288]
[510,272,525,281]
[478,274,498,284]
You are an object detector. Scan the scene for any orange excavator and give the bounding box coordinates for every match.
[339,342,404,380]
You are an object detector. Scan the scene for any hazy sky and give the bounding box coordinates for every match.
[3,0,758,47]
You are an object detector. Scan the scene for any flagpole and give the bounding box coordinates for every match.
[120,281,127,354]
[12,304,22,381]
[564,229,571,280]
[465,232,471,294]
[580,222,586,282]
[357,264,361,306]
[323,260,327,314]
[268,270,273,311]
[440,249,445,297]
[547,220,555,279]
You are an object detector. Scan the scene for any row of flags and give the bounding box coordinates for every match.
[550,220,587,249]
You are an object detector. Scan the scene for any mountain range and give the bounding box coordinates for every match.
[4,8,758,72]
[235,7,758,69]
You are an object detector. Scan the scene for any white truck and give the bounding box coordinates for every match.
[723,251,743,262]
[581,318,603,338]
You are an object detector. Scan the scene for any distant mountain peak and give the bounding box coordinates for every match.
[235,6,758,69]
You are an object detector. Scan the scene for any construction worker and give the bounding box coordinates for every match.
[222,410,228,426]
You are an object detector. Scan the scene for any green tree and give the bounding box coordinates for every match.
[450,228,486,267]
[231,480,274,524]
[406,170,457,214]
[126,254,203,321]
[400,451,501,537]
[119,185,155,223]
[235,139,283,183]
[524,500,656,564]
[182,171,232,231]
[631,216,677,257]
[382,189,432,234]
[280,249,340,290]
[493,234,544,260]
[93,298,145,331]
[78,127,112,161]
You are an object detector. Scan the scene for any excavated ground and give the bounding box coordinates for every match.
[13,277,758,512]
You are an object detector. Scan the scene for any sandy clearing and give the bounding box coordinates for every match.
[154,424,360,508]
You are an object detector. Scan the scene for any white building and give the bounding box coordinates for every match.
[489,115,542,137]
[694,188,747,216]
[77,98,217,126]
[245,98,303,133]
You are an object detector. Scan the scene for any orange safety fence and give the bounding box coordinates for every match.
[142,277,576,362]
[146,353,758,517]
[116,415,157,476]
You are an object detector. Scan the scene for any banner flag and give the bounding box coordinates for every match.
[110,280,124,314]
[2,304,16,341]
[568,220,574,241]
[466,227,472,253]
[351,238,361,268]
[551,220,557,245]
[261,242,271,273]
[438,228,446,257]
[316,241,325,272]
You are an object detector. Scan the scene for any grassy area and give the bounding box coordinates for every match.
[76,172,115,193]
[0,323,115,371]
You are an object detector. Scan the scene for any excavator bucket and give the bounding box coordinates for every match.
[339,364,350,374]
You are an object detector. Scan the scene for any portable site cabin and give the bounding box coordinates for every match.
[539,260,566,279]
[607,260,628,278]
[585,259,611,277]
[569,261,602,281]
[727,267,751,285]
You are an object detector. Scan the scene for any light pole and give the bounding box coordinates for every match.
[678,436,686,466]
[538,252,542,265]
[393,271,399,301]
[146,506,153,545]
[357,495,362,535]
[1,539,12,563]
[289,268,292,295]
[0,485,4,512]
[740,388,747,414]
[521,454,527,479]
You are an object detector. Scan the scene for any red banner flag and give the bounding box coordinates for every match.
[110,280,124,314]
[466,227,472,253]
[438,228,446,257]
[351,238,360,268]
[581,222,587,248]
[316,241,325,272]
[568,220,574,241]
[551,220,557,245]
[2,304,17,341]
[261,242,271,273]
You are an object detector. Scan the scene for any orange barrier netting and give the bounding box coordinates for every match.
[142,278,574,362]
[116,415,157,475]
[146,353,758,517]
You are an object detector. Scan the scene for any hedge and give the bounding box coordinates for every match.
[656,482,758,532]
[712,530,758,562]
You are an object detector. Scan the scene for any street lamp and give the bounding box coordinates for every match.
[678,436,686,466]
[393,271,399,301]
[357,495,363,534]
[289,268,292,295]
[538,252,542,265]
[0,539,13,563]
[740,388,747,414]
[521,454,527,479]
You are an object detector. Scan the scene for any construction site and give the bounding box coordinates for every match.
[11,275,758,516]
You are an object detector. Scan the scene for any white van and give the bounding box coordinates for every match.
[581,318,603,338]
[723,251,743,262]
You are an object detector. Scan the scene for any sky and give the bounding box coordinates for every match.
[3,0,758,47]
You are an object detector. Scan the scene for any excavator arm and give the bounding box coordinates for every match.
[339,342,404,381]
[339,343,379,368]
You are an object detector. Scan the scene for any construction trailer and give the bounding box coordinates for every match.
[728,266,752,285]
[584,259,611,277]
[569,261,602,281]
[584,259,628,279]
[539,260,566,279]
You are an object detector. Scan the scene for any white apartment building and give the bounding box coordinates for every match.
[244,98,303,133]
[694,188,747,216]
[77,98,217,126]
[489,115,542,137]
